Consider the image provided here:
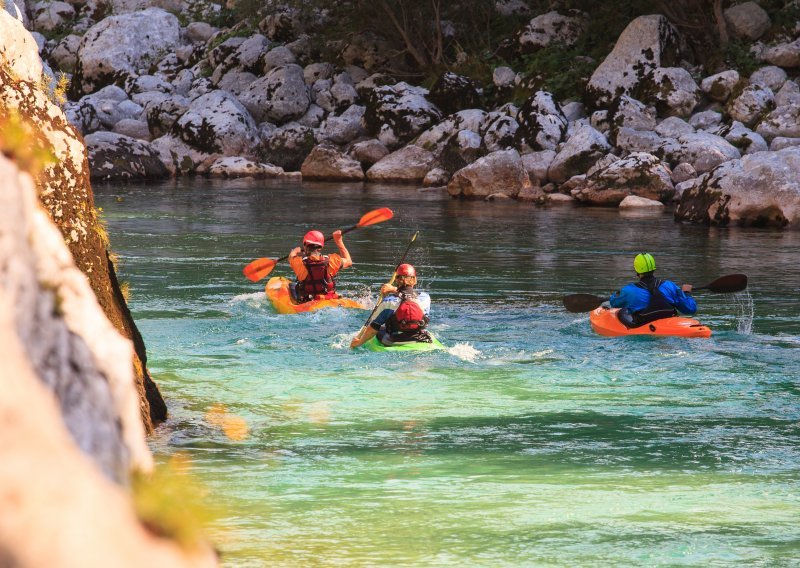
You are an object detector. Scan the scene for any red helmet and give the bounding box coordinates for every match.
[396,263,416,277]
[303,230,324,247]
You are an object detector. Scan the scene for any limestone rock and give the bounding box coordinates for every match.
[515,90,567,151]
[676,148,800,228]
[366,146,436,183]
[763,39,800,68]
[85,132,167,181]
[320,104,365,144]
[150,134,218,175]
[258,122,316,171]
[145,93,189,138]
[112,118,151,140]
[608,96,657,139]
[483,113,519,152]
[447,149,530,199]
[775,80,800,106]
[301,145,364,181]
[207,156,285,178]
[769,137,800,151]
[665,132,741,173]
[522,149,556,185]
[0,9,43,83]
[238,63,310,124]
[518,11,585,52]
[619,194,665,209]
[348,138,389,168]
[73,8,181,95]
[428,71,481,115]
[585,15,681,107]
[363,81,442,149]
[570,152,674,205]
[615,127,663,154]
[172,90,258,157]
[642,67,700,118]
[688,110,722,131]
[727,83,775,126]
[750,66,787,91]
[755,104,800,141]
[547,125,610,184]
[724,1,771,40]
[700,70,740,103]
[718,122,769,155]
[655,116,694,138]
[670,162,696,184]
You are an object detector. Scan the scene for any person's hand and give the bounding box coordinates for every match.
[333,230,343,244]
[682,284,693,293]
[600,301,611,310]
[380,284,397,296]
[290,247,301,257]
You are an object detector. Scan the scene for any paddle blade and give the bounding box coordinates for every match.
[243,258,277,282]
[699,273,748,293]
[563,293,604,313]
[357,207,394,228]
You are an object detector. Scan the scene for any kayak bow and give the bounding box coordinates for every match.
[362,334,446,352]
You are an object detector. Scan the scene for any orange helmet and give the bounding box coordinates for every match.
[303,230,325,247]
[396,263,416,277]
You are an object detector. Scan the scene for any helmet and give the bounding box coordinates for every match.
[396,263,416,277]
[634,253,656,274]
[303,230,325,247]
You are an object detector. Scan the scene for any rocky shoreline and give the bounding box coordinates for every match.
[7,1,800,227]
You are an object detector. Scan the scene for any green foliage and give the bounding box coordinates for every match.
[0,110,57,175]
[724,40,761,76]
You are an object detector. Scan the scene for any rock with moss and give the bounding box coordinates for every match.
[515,90,566,151]
[72,8,182,96]
[210,34,270,85]
[721,123,768,155]
[48,33,81,72]
[362,81,442,149]
[439,129,485,174]
[32,0,75,31]
[727,83,775,127]
[676,148,800,228]
[414,109,489,157]
[366,145,436,183]
[607,95,656,143]
[700,70,740,103]
[260,45,297,74]
[85,131,168,180]
[615,127,663,154]
[238,63,310,124]
[755,103,800,141]
[144,93,189,138]
[301,145,364,181]
[428,72,482,116]
[547,125,610,184]
[655,116,694,138]
[640,67,700,118]
[172,90,258,157]
[585,15,681,108]
[150,133,218,175]
[483,113,519,152]
[447,149,530,199]
[663,132,741,173]
[763,39,800,68]
[258,122,316,170]
[517,10,585,53]
[569,152,674,205]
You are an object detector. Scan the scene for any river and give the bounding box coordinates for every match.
[95,178,800,567]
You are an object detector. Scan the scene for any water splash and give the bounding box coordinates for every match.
[447,342,481,362]
[732,290,754,335]
[230,291,267,307]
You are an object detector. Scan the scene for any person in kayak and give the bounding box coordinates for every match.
[350,263,431,348]
[289,229,352,303]
[607,253,697,328]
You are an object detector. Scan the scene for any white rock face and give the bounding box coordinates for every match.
[724,1,771,40]
[207,156,285,178]
[238,63,310,124]
[547,125,610,183]
[518,11,585,52]
[763,39,800,68]
[150,134,218,175]
[570,152,674,205]
[646,67,700,118]
[522,149,556,185]
[586,15,681,107]
[666,132,742,173]
[172,90,259,156]
[362,81,443,149]
[301,145,364,181]
[366,146,436,183]
[676,148,800,227]
[750,66,787,91]
[483,114,519,152]
[74,8,181,95]
[700,70,740,102]
[516,90,567,151]
[85,131,167,181]
[447,149,531,199]
[0,10,43,83]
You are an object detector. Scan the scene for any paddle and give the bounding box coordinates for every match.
[562,273,748,313]
[353,231,419,341]
[242,207,394,282]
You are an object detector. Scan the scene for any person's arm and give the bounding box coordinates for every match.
[349,297,398,348]
[288,248,307,280]
[669,282,697,315]
[333,230,352,268]
[350,326,377,348]
[609,286,628,308]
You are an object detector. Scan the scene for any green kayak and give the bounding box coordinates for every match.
[362,334,446,352]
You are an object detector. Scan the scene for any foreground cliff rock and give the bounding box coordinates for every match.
[0,9,167,430]
[0,155,216,566]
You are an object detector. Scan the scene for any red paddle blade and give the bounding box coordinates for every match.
[357,207,393,228]
[243,258,277,282]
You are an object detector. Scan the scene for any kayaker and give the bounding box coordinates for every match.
[607,253,697,328]
[289,229,352,303]
[350,263,431,348]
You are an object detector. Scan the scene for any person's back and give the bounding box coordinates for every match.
[609,253,696,328]
[289,229,352,303]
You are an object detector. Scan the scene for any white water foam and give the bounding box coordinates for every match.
[330,333,353,350]
[230,291,267,307]
[447,342,481,362]
[732,290,754,335]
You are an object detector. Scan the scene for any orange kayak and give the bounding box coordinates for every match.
[590,307,712,338]
[265,277,365,314]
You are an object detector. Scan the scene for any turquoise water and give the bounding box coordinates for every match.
[95,179,800,567]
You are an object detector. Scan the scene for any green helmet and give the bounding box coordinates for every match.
[634,253,656,274]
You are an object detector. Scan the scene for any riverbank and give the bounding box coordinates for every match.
[99,179,800,565]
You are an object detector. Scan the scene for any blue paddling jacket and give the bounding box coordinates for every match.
[610,277,697,315]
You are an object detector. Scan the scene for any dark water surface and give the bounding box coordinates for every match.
[95,179,800,567]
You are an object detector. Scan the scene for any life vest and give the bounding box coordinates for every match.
[296,255,336,301]
[630,277,677,326]
[385,290,430,342]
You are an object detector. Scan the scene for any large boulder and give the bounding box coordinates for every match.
[483,113,519,152]
[639,67,700,118]
[258,122,316,171]
[365,146,436,183]
[72,8,181,95]
[348,138,389,168]
[664,132,741,173]
[700,70,740,103]
[517,11,585,53]
[171,90,258,157]
[238,63,310,124]
[447,149,531,199]
[676,148,800,228]
[301,145,364,181]
[362,82,443,149]
[763,39,800,68]
[569,152,674,205]
[755,104,800,141]
[414,109,489,157]
[547,125,610,183]
[515,90,567,151]
[727,83,775,127]
[724,1,771,40]
[585,15,681,108]
[319,104,365,144]
[85,132,168,181]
